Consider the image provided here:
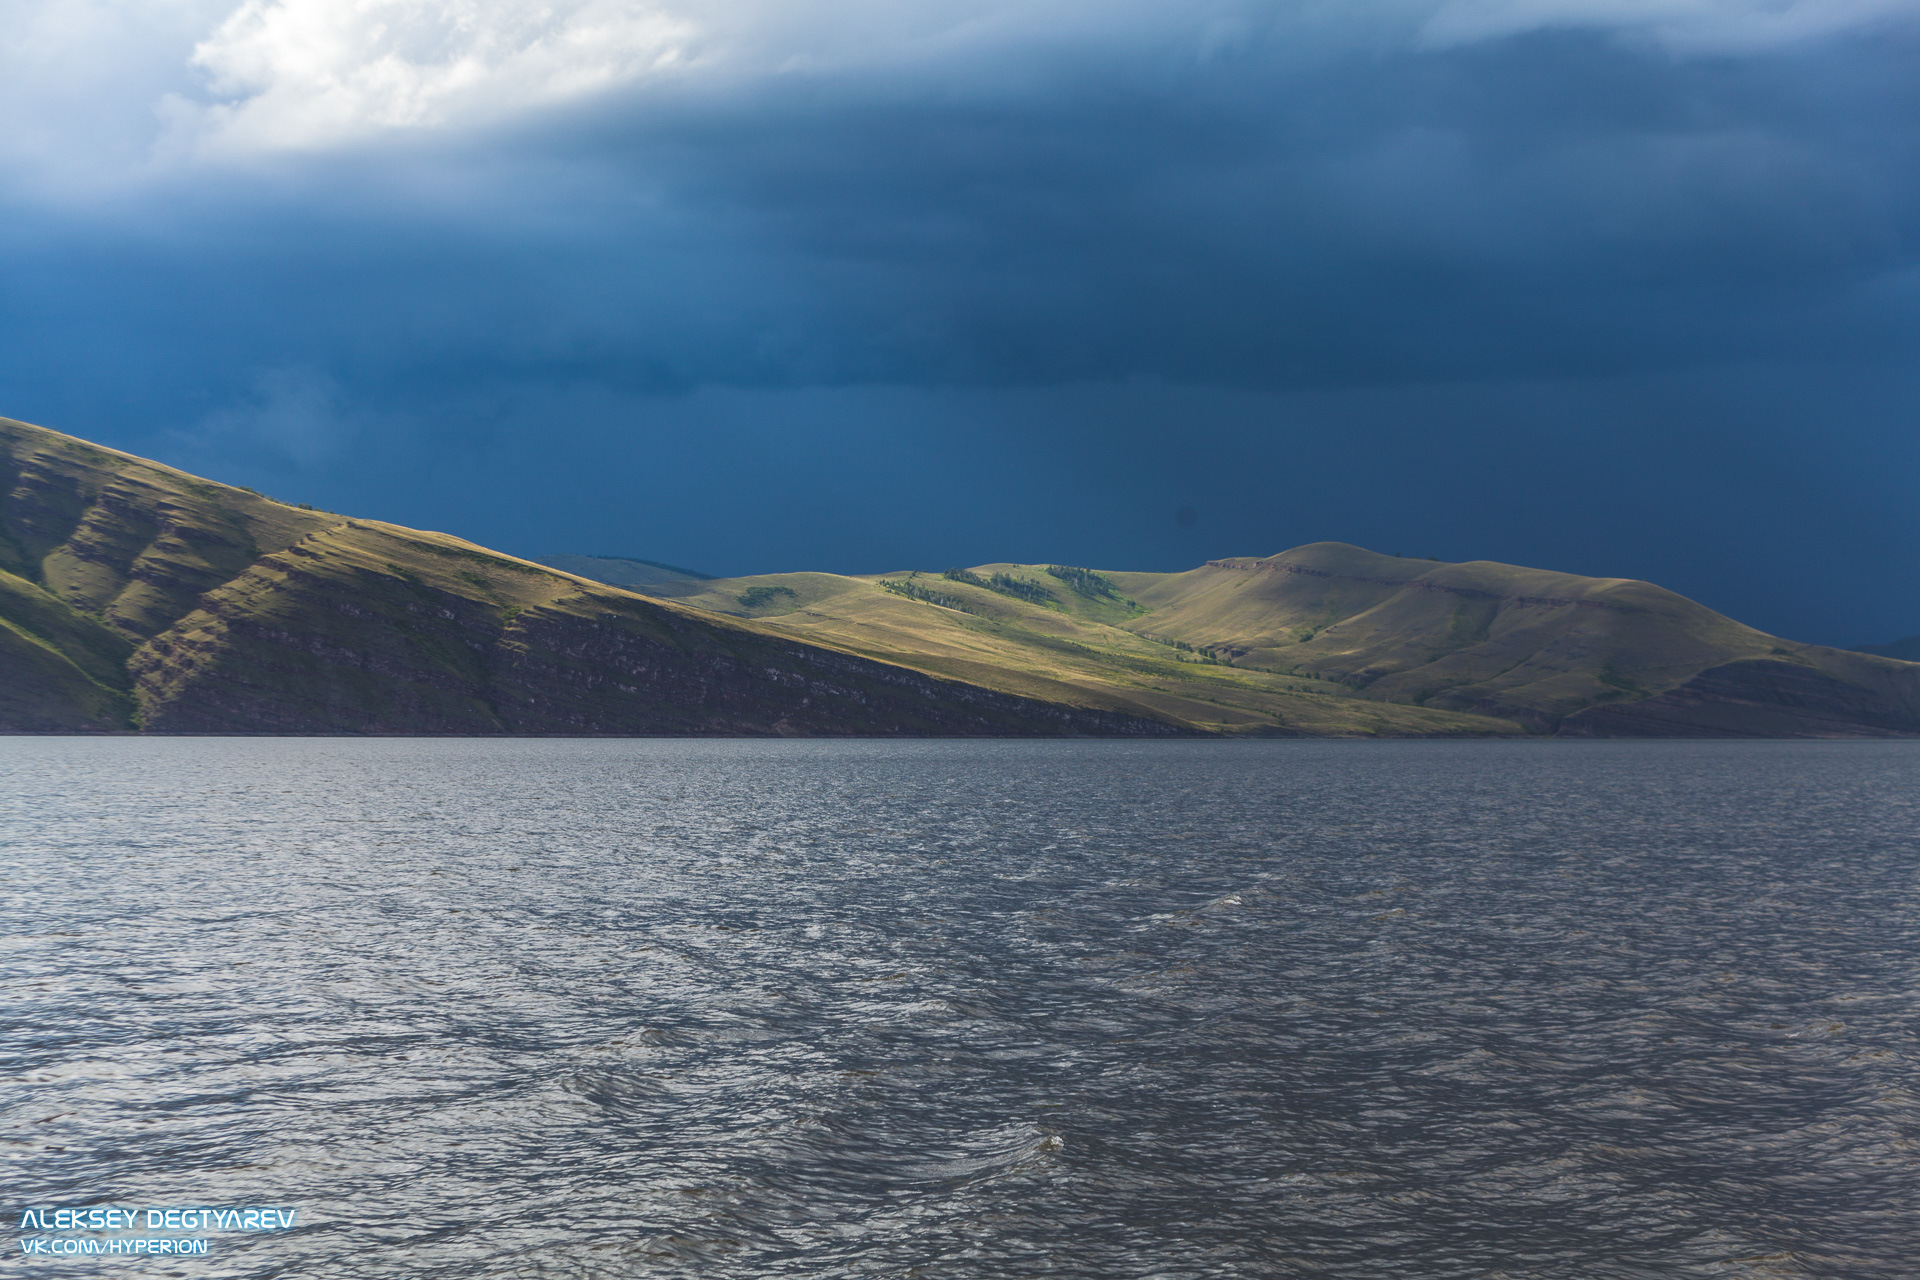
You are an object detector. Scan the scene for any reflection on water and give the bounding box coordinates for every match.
[4,738,1918,1278]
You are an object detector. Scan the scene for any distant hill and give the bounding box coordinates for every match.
[647,545,1920,738]
[641,564,1514,735]
[0,417,1178,738]
[6,415,1915,738]
[1853,635,1920,662]
[534,554,714,591]
[1109,546,1920,737]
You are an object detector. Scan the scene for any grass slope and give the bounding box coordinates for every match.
[0,418,1179,737]
[643,564,1521,736]
[629,544,1920,737]
[13,410,1911,739]
[1106,543,1920,732]
[0,417,331,730]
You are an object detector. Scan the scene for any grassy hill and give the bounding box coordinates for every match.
[630,546,1920,738]
[0,418,1180,737]
[10,412,1913,739]
[1108,545,1777,730]
[643,564,1525,736]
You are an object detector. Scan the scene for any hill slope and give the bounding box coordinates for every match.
[12,413,1912,739]
[638,564,1515,736]
[622,546,1920,738]
[0,418,1179,737]
[1116,545,1920,737]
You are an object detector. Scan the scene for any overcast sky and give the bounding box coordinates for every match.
[3,0,1917,643]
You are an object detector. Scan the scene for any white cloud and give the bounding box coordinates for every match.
[0,0,228,186]
[180,0,698,153]
[166,0,1240,155]
[1,0,1915,178]
[174,0,1920,158]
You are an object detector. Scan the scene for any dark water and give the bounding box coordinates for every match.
[4,739,1919,1278]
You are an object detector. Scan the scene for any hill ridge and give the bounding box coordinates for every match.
[1206,553,1637,613]
[8,415,1916,738]
[0,416,1182,737]
[618,544,1919,738]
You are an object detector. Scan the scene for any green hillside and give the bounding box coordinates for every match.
[0,418,1179,737]
[634,546,1920,738]
[9,412,1915,739]
[1107,545,1778,730]
[643,564,1525,736]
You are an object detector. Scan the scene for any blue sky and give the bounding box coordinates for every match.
[3,0,1918,643]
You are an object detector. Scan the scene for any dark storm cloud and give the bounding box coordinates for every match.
[10,21,1919,400]
[2,5,1918,642]
[544,27,1920,387]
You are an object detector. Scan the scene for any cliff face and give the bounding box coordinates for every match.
[0,418,1181,737]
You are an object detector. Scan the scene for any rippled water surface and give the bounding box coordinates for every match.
[5,738,1920,1278]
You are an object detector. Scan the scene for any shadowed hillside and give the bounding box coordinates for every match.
[0,418,1181,737]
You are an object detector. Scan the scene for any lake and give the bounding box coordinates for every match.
[5,738,1917,1277]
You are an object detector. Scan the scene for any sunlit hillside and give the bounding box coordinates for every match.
[641,547,1920,738]
[0,418,1176,738]
[645,562,1514,736]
